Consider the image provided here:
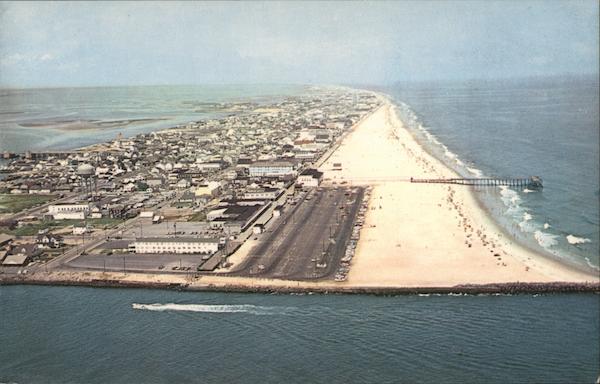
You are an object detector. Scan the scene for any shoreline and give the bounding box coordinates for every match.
[391,102,599,276]
[1,274,598,295]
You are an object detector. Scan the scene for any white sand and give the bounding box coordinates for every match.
[320,101,598,287]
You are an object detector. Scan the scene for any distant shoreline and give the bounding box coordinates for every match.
[18,117,169,132]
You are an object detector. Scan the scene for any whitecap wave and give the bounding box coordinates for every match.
[522,188,536,193]
[522,212,532,221]
[466,167,483,177]
[566,235,591,245]
[499,186,522,208]
[132,303,293,315]
[543,223,551,229]
[534,231,559,248]
[584,257,600,271]
[443,147,457,160]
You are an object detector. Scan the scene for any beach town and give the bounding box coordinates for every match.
[0,87,597,293]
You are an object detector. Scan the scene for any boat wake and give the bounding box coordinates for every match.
[132,303,295,315]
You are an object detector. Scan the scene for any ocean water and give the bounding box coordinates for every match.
[385,75,600,273]
[0,84,304,153]
[0,286,598,384]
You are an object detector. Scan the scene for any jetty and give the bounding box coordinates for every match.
[410,176,543,189]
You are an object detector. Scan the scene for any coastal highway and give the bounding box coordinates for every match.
[231,186,364,280]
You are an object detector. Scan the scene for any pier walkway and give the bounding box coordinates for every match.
[410,176,543,188]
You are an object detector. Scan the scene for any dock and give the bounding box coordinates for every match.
[410,176,543,189]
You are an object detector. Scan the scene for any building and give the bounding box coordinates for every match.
[248,161,295,177]
[243,187,281,200]
[298,169,324,187]
[0,233,14,248]
[73,224,90,235]
[48,203,89,220]
[36,234,63,249]
[132,237,219,254]
[195,181,221,197]
[2,254,29,266]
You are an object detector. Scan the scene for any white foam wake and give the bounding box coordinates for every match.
[132,303,293,315]
[566,235,591,245]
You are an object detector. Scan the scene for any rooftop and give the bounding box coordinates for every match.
[135,237,220,243]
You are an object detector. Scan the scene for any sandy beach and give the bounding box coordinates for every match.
[319,100,598,287]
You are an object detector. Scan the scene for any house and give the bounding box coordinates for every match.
[146,177,164,188]
[176,179,190,189]
[178,191,196,204]
[36,234,63,249]
[73,224,90,235]
[297,169,324,187]
[90,206,103,219]
[4,243,41,266]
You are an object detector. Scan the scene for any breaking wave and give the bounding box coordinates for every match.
[534,231,559,248]
[466,167,484,178]
[566,235,591,245]
[132,303,295,315]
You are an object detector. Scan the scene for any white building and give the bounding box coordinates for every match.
[48,203,89,220]
[195,181,221,197]
[243,187,281,200]
[133,237,219,254]
[248,161,295,177]
[297,169,324,187]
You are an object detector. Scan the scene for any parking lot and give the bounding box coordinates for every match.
[66,252,209,273]
[230,186,364,280]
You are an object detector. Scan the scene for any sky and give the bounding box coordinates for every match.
[0,1,598,88]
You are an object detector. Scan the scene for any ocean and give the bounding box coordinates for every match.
[0,286,598,384]
[385,75,600,273]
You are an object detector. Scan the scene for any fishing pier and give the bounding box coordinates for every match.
[410,176,543,189]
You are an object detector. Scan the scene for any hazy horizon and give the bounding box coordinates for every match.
[0,1,598,88]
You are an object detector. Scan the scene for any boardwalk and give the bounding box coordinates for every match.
[410,176,543,188]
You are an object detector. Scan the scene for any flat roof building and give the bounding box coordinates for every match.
[248,161,295,177]
[132,237,219,255]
